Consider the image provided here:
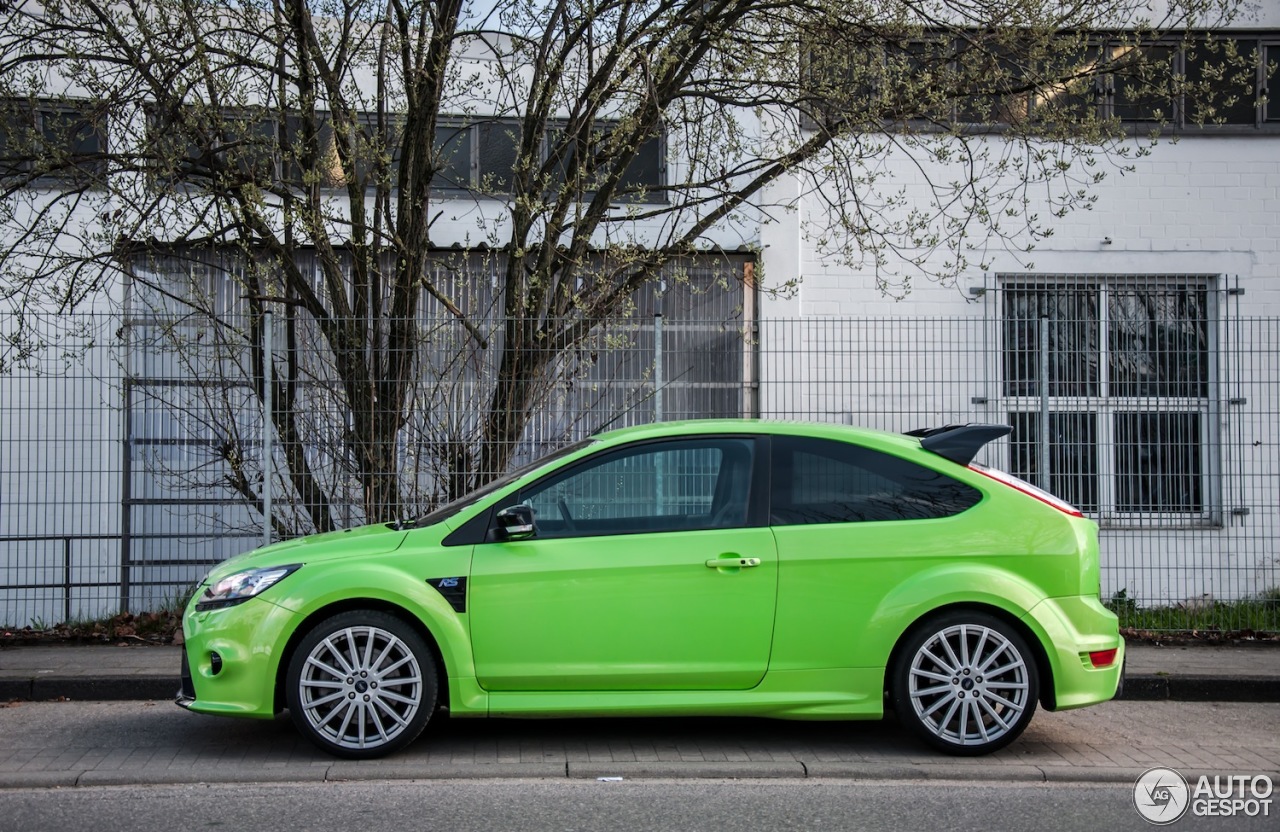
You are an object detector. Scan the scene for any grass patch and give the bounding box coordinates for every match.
[1106,588,1280,639]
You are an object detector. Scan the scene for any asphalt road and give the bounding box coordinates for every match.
[0,778,1274,832]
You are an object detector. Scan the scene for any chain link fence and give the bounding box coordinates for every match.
[2,308,1277,633]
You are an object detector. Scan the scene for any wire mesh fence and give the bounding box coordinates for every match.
[2,306,1277,633]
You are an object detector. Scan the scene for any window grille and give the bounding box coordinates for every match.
[997,275,1223,528]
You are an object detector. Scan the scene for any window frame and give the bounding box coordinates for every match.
[998,276,1223,529]
[804,31,1280,134]
[1263,40,1280,123]
[0,99,107,185]
[330,115,667,201]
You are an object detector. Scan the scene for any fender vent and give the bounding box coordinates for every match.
[427,577,467,613]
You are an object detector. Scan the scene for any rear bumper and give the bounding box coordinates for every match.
[1022,594,1125,711]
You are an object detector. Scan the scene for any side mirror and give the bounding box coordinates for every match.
[495,505,536,541]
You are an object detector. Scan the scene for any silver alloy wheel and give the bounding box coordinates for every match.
[907,623,1031,747]
[296,624,424,751]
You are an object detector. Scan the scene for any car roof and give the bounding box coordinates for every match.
[590,418,923,454]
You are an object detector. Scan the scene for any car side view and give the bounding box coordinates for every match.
[177,420,1123,758]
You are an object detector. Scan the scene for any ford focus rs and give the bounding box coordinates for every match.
[178,420,1123,758]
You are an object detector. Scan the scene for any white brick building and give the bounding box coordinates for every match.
[755,14,1280,605]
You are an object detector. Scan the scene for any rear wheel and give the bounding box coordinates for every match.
[892,611,1039,755]
[286,610,437,759]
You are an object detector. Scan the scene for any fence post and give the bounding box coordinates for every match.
[64,537,72,624]
[654,310,664,423]
[262,309,273,549]
[654,308,665,515]
[1039,315,1051,492]
[120,375,133,614]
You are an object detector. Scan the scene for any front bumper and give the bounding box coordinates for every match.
[1023,594,1125,711]
[175,595,297,719]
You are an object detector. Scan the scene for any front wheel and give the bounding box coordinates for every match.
[891,611,1039,756]
[286,610,437,759]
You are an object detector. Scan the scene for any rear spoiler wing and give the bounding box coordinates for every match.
[903,424,1012,466]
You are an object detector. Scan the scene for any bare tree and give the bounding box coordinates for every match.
[0,0,1254,533]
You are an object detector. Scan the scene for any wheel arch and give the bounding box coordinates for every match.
[273,598,450,714]
[884,602,1058,712]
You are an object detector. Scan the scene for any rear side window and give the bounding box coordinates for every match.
[770,436,981,525]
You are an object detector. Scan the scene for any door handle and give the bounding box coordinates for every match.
[705,557,761,569]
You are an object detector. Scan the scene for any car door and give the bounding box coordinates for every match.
[468,435,777,692]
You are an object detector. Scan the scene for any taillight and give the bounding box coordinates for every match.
[1089,648,1118,668]
[968,462,1085,518]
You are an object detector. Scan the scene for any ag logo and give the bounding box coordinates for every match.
[1134,767,1191,825]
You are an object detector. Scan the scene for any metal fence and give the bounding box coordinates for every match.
[2,309,1277,633]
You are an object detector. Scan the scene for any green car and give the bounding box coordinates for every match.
[178,420,1123,758]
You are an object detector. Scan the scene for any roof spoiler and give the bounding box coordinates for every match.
[904,423,1012,466]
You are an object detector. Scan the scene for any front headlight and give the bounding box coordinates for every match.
[195,564,302,612]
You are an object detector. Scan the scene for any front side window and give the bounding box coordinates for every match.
[1001,277,1216,525]
[515,437,755,538]
[770,436,981,525]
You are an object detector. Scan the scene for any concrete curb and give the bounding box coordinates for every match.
[327,762,568,781]
[1116,674,1279,702]
[4,762,1275,790]
[0,676,178,702]
[567,761,808,779]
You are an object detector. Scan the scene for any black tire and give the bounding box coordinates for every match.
[891,611,1039,756]
[286,610,437,759]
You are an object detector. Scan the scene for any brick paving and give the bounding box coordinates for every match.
[0,642,1276,787]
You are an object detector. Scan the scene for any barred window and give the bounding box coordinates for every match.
[1000,277,1218,526]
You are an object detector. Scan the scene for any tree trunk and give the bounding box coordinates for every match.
[478,319,547,487]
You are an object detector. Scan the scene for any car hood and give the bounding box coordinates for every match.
[203,523,411,583]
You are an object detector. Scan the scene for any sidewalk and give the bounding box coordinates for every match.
[0,641,1277,791]
[1,641,1277,703]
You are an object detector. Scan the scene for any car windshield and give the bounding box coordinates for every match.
[406,438,594,529]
